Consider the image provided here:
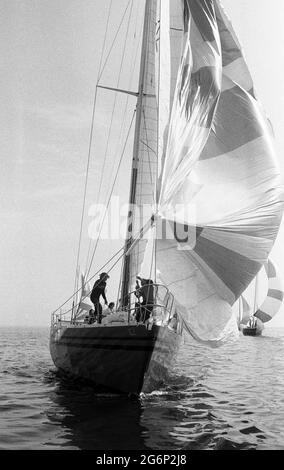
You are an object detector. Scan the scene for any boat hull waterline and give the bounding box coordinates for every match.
[50,323,182,394]
[242,327,262,337]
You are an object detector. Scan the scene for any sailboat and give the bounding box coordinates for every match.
[50,0,284,394]
[240,259,284,336]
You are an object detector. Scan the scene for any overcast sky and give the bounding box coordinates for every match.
[1,0,284,327]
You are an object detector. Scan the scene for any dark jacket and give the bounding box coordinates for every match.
[138,281,154,305]
[90,279,107,303]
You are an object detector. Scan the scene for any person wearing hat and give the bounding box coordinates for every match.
[90,272,109,324]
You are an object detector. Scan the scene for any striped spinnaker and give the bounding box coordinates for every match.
[153,0,284,344]
[254,259,284,323]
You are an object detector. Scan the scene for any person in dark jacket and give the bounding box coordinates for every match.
[90,272,109,324]
[136,276,154,322]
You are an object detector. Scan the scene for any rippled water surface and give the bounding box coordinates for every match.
[1,326,284,450]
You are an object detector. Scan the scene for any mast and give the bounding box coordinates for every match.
[120,0,153,307]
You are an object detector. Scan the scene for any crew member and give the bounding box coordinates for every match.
[90,272,109,324]
[136,276,154,322]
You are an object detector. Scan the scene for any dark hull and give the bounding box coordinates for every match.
[242,327,262,337]
[50,324,181,394]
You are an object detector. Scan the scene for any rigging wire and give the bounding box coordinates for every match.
[97,0,132,84]
[58,1,159,318]
[142,108,156,202]
[155,0,162,285]
[84,0,135,273]
[85,1,143,300]
[116,255,124,309]
[54,1,144,319]
[53,1,168,321]
[77,215,155,315]
[53,246,125,316]
[138,110,157,283]
[85,109,136,281]
[127,1,155,289]
[73,249,127,319]
[102,3,144,287]
[72,0,113,305]
[53,207,154,317]
[81,0,132,274]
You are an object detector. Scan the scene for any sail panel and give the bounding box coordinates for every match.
[267,289,284,302]
[128,0,184,290]
[155,0,284,344]
[156,0,171,186]
[159,0,222,207]
[157,0,184,195]
[238,295,251,326]
[155,233,239,344]
[169,0,184,107]
[190,231,261,301]
[76,273,93,319]
[234,265,268,326]
[235,259,283,326]
[200,87,268,159]
[214,0,254,94]
[254,259,284,323]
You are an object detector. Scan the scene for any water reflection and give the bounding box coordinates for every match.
[2,327,283,450]
[44,372,148,450]
[44,372,198,450]
[43,370,256,450]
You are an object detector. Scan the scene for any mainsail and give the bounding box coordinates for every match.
[121,0,283,344]
[120,0,159,304]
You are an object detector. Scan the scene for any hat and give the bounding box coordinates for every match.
[99,272,110,279]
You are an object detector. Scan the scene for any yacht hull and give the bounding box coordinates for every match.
[242,327,262,337]
[50,323,181,394]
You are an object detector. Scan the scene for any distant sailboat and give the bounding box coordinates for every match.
[240,259,284,336]
[50,0,284,394]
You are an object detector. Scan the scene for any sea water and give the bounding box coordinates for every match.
[0,326,283,450]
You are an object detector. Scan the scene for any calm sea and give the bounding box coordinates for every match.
[0,326,284,450]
